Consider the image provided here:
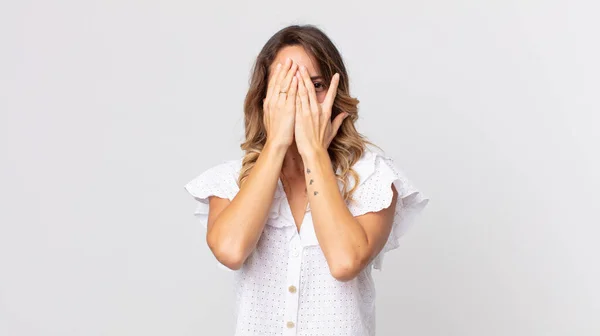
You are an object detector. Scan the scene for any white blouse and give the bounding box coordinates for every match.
[184,148,428,336]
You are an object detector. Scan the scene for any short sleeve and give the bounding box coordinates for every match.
[183,159,241,271]
[348,150,429,270]
[183,160,240,228]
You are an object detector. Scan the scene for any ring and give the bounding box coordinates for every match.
[279,89,287,94]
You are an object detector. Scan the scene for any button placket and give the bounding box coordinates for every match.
[283,233,302,335]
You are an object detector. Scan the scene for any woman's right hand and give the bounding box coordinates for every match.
[263,57,299,149]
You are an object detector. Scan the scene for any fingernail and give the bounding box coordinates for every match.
[276,63,281,68]
[301,65,306,72]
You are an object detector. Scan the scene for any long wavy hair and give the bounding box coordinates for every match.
[237,24,379,204]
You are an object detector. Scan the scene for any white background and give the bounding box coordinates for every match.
[1,0,598,335]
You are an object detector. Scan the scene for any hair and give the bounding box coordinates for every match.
[237,24,380,204]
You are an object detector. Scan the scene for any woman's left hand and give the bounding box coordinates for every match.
[294,66,349,158]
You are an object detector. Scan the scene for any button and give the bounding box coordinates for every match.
[286,321,295,328]
[291,249,299,257]
[288,285,297,293]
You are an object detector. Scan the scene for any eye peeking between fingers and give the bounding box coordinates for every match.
[313,81,326,92]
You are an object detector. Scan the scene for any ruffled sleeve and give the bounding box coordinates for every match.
[184,159,240,227]
[348,150,429,270]
[183,159,241,271]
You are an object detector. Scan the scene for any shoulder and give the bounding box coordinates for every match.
[196,157,243,179]
[347,145,428,214]
[183,157,243,201]
[348,146,398,190]
[207,157,243,175]
[346,147,429,270]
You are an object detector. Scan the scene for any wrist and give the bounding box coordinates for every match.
[264,140,289,156]
[300,146,328,162]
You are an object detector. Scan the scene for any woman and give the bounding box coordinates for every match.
[184,24,428,336]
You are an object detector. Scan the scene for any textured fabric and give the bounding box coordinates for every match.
[183,148,429,336]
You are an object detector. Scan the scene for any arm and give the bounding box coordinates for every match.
[301,148,398,281]
[206,141,287,270]
[206,58,300,270]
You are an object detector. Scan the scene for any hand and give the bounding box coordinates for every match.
[294,66,349,157]
[263,58,299,149]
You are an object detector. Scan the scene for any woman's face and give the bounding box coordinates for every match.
[268,45,328,104]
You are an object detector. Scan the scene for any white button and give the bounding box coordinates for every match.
[291,249,299,257]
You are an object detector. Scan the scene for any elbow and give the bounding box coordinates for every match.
[329,258,363,282]
[206,232,246,270]
[215,249,245,270]
[217,254,245,270]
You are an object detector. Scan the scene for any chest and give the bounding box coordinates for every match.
[281,179,310,233]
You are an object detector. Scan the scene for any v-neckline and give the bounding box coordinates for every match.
[277,177,310,234]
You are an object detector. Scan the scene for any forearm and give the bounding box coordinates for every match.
[208,141,287,265]
[301,148,370,279]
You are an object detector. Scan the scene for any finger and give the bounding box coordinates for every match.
[294,92,302,139]
[296,72,311,116]
[265,62,283,106]
[323,73,340,111]
[295,76,302,115]
[272,58,292,107]
[277,61,299,106]
[299,65,319,114]
[331,111,347,135]
[286,75,298,107]
[280,62,298,93]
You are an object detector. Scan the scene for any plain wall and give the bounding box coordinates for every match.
[1,0,598,335]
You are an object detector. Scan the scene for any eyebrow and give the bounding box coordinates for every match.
[310,75,323,81]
